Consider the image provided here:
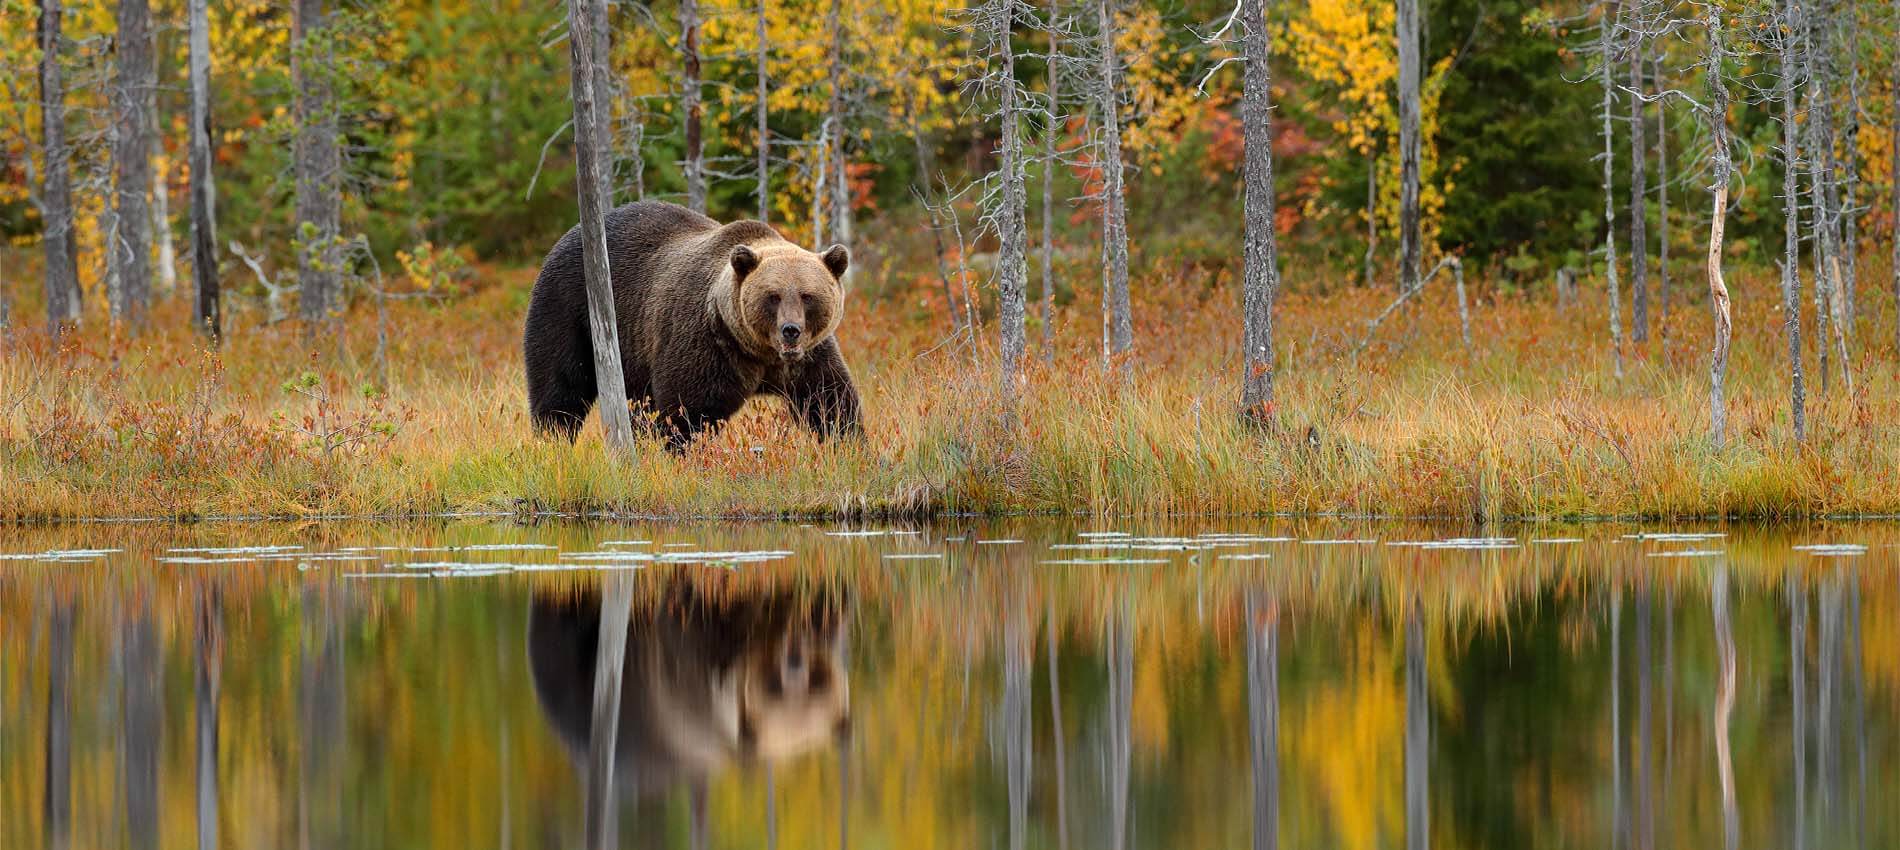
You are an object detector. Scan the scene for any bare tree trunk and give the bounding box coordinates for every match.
[1041,31,1059,363]
[1777,0,1806,441]
[293,0,340,337]
[1893,0,1899,359]
[1097,0,1131,363]
[1629,22,1648,344]
[1804,6,1851,394]
[825,0,851,252]
[1599,0,1625,379]
[755,0,769,221]
[680,0,705,212]
[40,0,82,333]
[188,0,218,340]
[586,575,634,850]
[1363,149,1377,288]
[1704,4,1733,449]
[1239,0,1279,422]
[995,0,1028,390]
[151,79,176,295]
[568,0,637,453]
[114,0,156,328]
[1396,0,1421,294]
[1838,4,1859,334]
[1654,55,1669,341]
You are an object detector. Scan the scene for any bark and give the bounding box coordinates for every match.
[1803,7,1851,394]
[115,0,157,327]
[1838,5,1859,333]
[1705,4,1733,449]
[189,0,219,340]
[996,1,1029,389]
[1777,0,1806,442]
[1629,24,1648,344]
[755,0,769,221]
[680,0,704,212]
[1098,0,1132,362]
[292,0,341,335]
[567,0,638,453]
[1654,55,1669,338]
[1396,0,1421,294]
[1040,31,1059,363]
[151,83,176,295]
[1239,0,1280,421]
[40,0,82,333]
[825,0,851,251]
[1247,592,1279,850]
[1893,0,1899,360]
[1363,149,1377,287]
[1599,0,1625,379]
[586,575,634,850]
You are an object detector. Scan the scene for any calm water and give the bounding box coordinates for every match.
[2,519,1896,849]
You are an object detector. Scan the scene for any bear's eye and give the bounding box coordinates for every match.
[764,293,780,310]
[801,293,815,308]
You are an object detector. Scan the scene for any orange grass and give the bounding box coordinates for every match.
[1,255,1897,522]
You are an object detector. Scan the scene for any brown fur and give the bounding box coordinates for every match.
[524,201,860,449]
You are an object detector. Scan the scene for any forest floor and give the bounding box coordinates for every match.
[2,259,1897,522]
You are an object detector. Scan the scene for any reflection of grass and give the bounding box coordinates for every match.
[1,260,1896,521]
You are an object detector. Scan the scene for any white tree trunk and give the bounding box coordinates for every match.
[680,0,705,213]
[1098,0,1132,363]
[38,0,83,332]
[150,73,176,295]
[1599,0,1624,379]
[1239,0,1280,421]
[1776,0,1806,441]
[826,0,851,252]
[1396,0,1421,294]
[188,0,219,339]
[115,0,157,327]
[1704,5,1733,449]
[567,0,637,453]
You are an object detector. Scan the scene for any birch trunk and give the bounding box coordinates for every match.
[755,0,769,221]
[680,0,705,212]
[1704,5,1733,449]
[567,0,637,453]
[292,0,340,336]
[996,1,1028,390]
[38,0,82,333]
[1239,0,1280,422]
[1777,0,1806,441]
[188,0,219,340]
[151,83,176,295]
[1628,25,1648,344]
[1396,0,1421,294]
[1599,0,1624,379]
[1097,0,1132,362]
[115,0,157,328]
[826,0,851,252]
[1040,31,1059,362]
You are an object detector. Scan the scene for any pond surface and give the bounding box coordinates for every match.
[2,519,1897,849]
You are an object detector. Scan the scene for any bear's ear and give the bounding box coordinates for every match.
[730,244,761,280]
[820,244,849,281]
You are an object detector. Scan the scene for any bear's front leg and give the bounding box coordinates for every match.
[651,367,751,453]
[782,341,862,440]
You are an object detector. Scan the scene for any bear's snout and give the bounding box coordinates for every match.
[779,322,802,344]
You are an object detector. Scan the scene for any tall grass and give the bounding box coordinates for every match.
[2,258,1896,522]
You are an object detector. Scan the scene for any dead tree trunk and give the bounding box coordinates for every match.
[1893,0,1899,359]
[1239,0,1280,422]
[586,575,634,850]
[150,69,176,296]
[1803,4,1851,394]
[1396,0,1421,294]
[1628,20,1648,344]
[114,0,157,327]
[567,0,638,453]
[1654,54,1669,340]
[1098,0,1132,364]
[755,0,769,221]
[188,0,219,340]
[1598,0,1625,379]
[1838,6,1860,334]
[1776,0,1806,441]
[825,0,851,252]
[38,0,82,333]
[996,0,1028,390]
[680,0,705,213]
[1362,150,1377,288]
[1704,4,1733,449]
[293,0,341,337]
[1041,30,1060,363]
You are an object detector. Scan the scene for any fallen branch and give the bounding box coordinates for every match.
[1349,256,1469,359]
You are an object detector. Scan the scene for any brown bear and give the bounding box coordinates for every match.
[523,200,860,449]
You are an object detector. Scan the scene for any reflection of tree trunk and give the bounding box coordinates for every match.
[197,586,222,850]
[1817,579,1840,815]
[1046,600,1069,850]
[1247,591,1279,850]
[1635,585,1653,850]
[586,574,634,850]
[1661,591,1675,825]
[1789,576,1807,850]
[45,602,74,850]
[1105,602,1133,850]
[1846,582,1867,846]
[300,586,346,850]
[1004,615,1032,850]
[1405,600,1428,850]
[123,602,162,850]
[689,781,709,850]
[1611,594,1625,849]
[764,765,778,850]
[1712,568,1737,850]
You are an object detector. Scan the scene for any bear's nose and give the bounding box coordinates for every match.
[779,323,802,344]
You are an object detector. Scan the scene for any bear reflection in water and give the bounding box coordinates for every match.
[527,579,849,795]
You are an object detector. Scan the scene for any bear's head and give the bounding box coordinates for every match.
[724,242,849,363]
